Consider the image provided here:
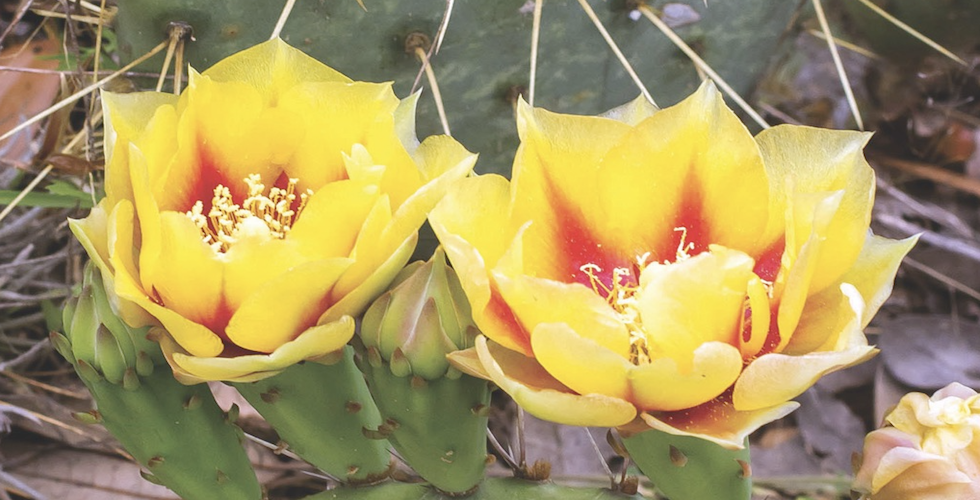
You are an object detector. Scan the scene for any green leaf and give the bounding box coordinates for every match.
[0,189,95,209]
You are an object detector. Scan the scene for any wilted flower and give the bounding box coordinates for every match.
[71,39,475,383]
[434,82,915,448]
[854,383,980,500]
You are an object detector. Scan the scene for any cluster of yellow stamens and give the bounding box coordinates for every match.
[581,262,650,365]
[579,227,696,365]
[185,174,313,253]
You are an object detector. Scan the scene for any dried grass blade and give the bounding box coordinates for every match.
[852,0,967,67]
[812,0,864,130]
[639,6,769,129]
[576,0,656,106]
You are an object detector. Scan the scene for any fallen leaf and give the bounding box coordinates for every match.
[0,38,62,165]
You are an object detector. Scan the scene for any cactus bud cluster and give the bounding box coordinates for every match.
[359,248,491,495]
[53,264,261,500]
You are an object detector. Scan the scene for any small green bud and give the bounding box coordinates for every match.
[360,248,479,380]
[59,263,158,384]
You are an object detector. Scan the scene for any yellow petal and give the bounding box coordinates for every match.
[758,125,875,292]
[446,347,491,380]
[628,81,771,257]
[320,232,416,323]
[639,399,799,450]
[775,190,843,349]
[739,276,771,359]
[69,201,110,271]
[279,81,400,191]
[71,201,153,327]
[101,90,178,167]
[102,93,179,208]
[430,176,532,354]
[592,117,688,264]
[226,258,352,353]
[512,99,634,281]
[327,194,396,306]
[149,212,224,330]
[841,233,918,327]
[530,322,632,400]
[132,105,180,205]
[600,94,659,125]
[164,316,356,383]
[174,72,297,203]
[106,201,222,357]
[783,280,866,355]
[630,342,743,412]
[126,145,163,296]
[494,273,630,357]
[379,134,476,251]
[870,447,973,499]
[103,200,154,327]
[636,246,754,364]
[476,336,636,427]
[392,92,421,153]
[430,175,513,274]
[289,179,382,260]
[203,38,351,94]
[733,344,876,411]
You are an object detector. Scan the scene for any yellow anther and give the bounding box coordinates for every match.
[185,174,313,253]
[672,226,695,262]
[579,262,650,365]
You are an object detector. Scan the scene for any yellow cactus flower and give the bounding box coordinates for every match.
[853,383,980,500]
[71,39,476,383]
[434,81,915,449]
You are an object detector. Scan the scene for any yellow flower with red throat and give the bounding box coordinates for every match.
[434,82,915,449]
[71,39,476,383]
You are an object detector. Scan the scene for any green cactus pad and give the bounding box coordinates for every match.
[113,0,795,173]
[304,476,645,500]
[361,361,491,494]
[233,346,392,483]
[78,367,262,500]
[59,264,261,500]
[621,429,751,500]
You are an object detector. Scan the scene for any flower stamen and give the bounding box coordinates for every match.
[670,226,695,263]
[185,174,314,253]
[580,263,650,365]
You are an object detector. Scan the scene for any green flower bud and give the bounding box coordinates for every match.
[358,248,491,494]
[361,247,478,380]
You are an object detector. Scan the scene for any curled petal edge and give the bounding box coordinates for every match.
[161,316,356,384]
[635,400,799,450]
[475,336,636,427]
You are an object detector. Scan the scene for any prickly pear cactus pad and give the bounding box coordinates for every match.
[112,0,796,172]
[54,265,261,500]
